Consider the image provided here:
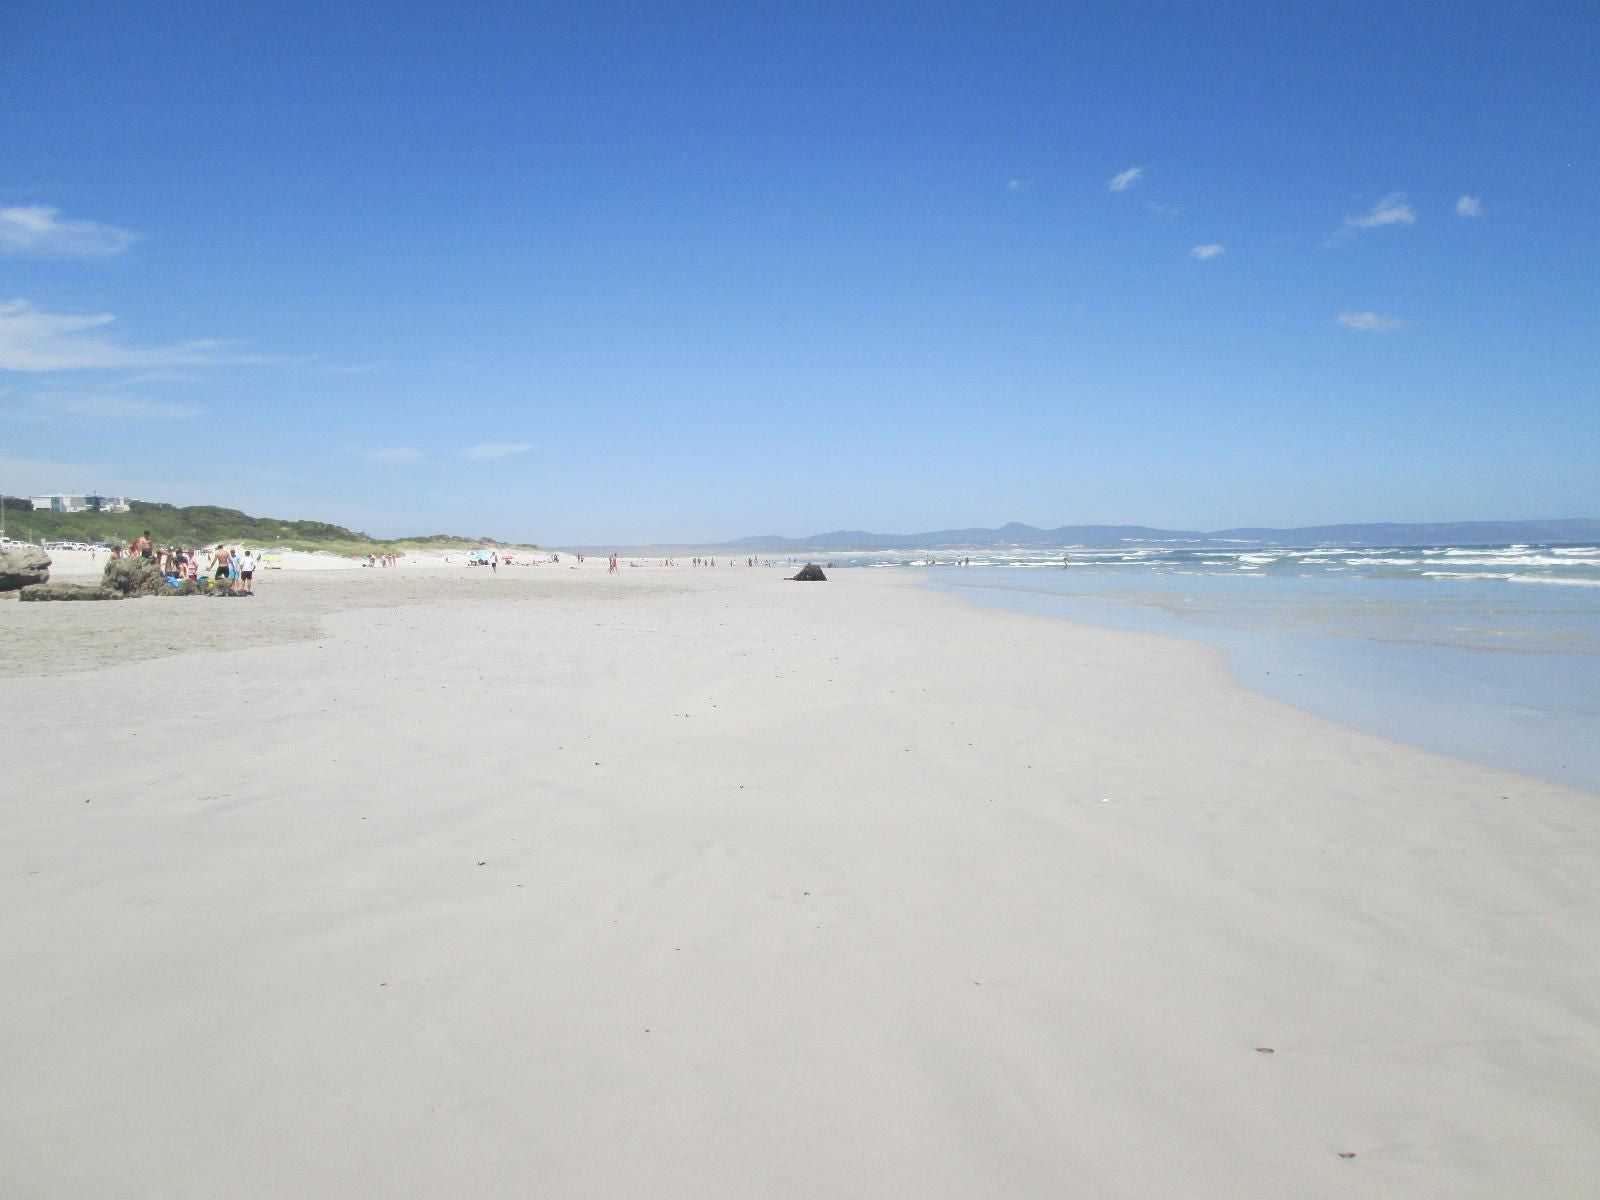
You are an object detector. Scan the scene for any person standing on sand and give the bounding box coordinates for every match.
[490,550,498,574]
[239,549,257,593]
[608,553,618,575]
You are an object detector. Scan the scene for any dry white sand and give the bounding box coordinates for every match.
[2,561,1596,1199]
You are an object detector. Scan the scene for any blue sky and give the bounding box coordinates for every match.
[3,1,1596,544]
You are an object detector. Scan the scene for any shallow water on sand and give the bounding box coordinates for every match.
[932,568,1600,794]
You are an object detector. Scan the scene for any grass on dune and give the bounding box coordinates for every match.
[1,498,539,558]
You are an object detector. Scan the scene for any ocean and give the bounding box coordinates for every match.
[813,543,1600,793]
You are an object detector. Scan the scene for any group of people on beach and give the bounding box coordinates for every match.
[112,531,260,592]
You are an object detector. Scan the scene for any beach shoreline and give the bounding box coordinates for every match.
[3,562,1596,1198]
[930,569,1600,795]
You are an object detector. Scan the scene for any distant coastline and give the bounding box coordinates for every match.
[568,517,1600,556]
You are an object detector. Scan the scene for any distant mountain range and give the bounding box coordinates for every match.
[711,518,1600,552]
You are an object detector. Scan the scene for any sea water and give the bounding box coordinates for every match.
[823,544,1600,793]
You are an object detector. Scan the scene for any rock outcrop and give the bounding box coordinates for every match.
[174,579,253,597]
[787,563,827,581]
[12,556,257,600]
[18,583,119,602]
[0,547,51,591]
[102,556,169,597]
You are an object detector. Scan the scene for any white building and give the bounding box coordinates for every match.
[29,493,130,513]
[31,494,86,512]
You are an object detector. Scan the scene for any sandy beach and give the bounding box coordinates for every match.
[2,558,1596,1199]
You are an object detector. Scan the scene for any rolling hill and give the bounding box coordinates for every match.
[0,498,531,555]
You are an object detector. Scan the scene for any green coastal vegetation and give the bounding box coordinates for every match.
[0,497,535,557]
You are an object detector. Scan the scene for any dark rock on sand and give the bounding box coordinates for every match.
[0,547,51,591]
[102,556,169,597]
[788,563,827,581]
[177,578,253,598]
[20,558,256,600]
[18,583,120,602]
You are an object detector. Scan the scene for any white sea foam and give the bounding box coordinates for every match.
[1440,545,1541,558]
[1509,574,1600,588]
[840,544,1600,592]
[1426,555,1599,567]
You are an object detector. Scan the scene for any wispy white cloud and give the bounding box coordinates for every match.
[9,391,203,421]
[0,205,137,257]
[0,299,243,372]
[1005,178,1027,192]
[1346,192,1416,230]
[1147,201,1182,216]
[1189,243,1225,260]
[465,442,533,460]
[1108,167,1144,192]
[1456,194,1484,217]
[1337,311,1406,332]
[362,446,424,463]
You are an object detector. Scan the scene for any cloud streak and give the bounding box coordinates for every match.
[10,391,203,421]
[1337,311,1405,332]
[1456,194,1484,217]
[0,206,137,257]
[0,299,243,372]
[465,442,533,460]
[1346,192,1416,230]
[1108,166,1143,192]
[1189,244,1225,260]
